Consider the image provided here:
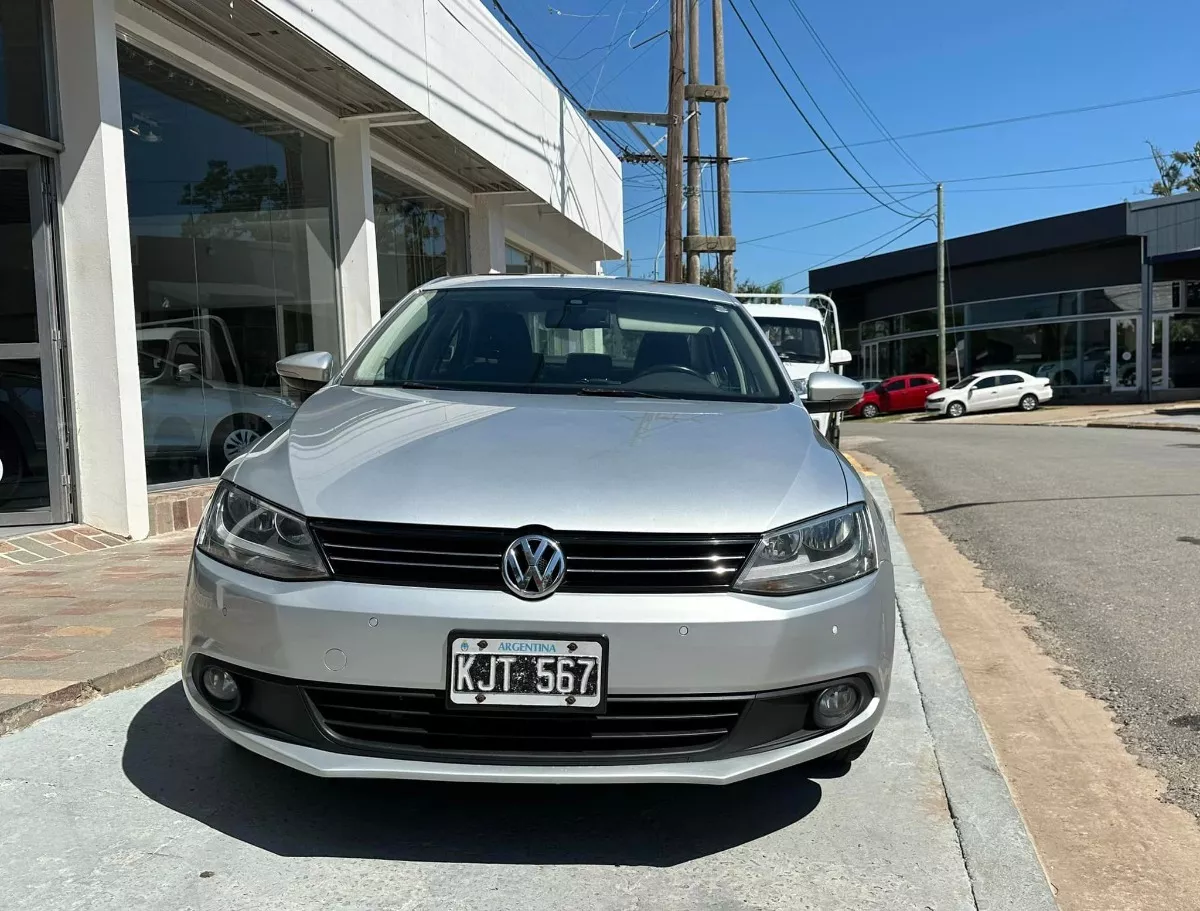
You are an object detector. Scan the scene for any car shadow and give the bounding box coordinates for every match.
[122,682,831,866]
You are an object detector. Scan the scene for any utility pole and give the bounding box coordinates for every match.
[685,0,702,284]
[664,0,686,283]
[936,182,947,387]
[712,0,734,292]
[625,249,632,277]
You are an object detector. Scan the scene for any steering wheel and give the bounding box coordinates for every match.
[633,364,707,381]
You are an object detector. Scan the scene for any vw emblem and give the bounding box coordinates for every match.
[502,535,566,599]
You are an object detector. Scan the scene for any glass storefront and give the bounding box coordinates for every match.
[374,167,467,314]
[119,43,337,484]
[858,281,1200,392]
[505,242,562,274]
[0,0,53,141]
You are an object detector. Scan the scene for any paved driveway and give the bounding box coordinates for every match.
[0,634,981,910]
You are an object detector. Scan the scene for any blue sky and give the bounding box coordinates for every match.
[503,0,1200,287]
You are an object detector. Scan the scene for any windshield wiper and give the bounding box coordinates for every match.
[575,386,673,399]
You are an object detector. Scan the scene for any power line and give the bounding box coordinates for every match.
[742,0,922,216]
[777,213,935,286]
[784,0,934,183]
[717,176,1149,195]
[728,0,922,219]
[548,0,620,61]
[739,190,934,245]
[489,1,628,150]
[746,86,1200,164]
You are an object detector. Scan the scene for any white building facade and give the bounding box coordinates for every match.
[0,0,622,538]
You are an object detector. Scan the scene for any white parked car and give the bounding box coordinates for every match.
[924,370,1053,418]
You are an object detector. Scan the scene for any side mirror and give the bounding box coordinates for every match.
[830,348,852,366]
[175,363,199,381]
[803,371,865,414]
[277,351,333,404]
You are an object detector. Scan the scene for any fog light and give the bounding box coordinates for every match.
[814,683,860,729]
[201,666,240,707]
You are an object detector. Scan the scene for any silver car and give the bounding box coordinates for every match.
[183,275,895,785]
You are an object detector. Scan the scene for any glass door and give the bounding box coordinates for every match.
[1109,316,1140,393]
[0,156,68,526]
[860,341,879,379]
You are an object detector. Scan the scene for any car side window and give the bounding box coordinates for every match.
[973,376,998,389]
[999,374,1023,386]
[882,379,904,392]
[909,377,930,387]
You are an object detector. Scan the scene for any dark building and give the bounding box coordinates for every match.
[810,195,1200,401]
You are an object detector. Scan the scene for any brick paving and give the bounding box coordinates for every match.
[0,525,134,568]
[0,531,193,732]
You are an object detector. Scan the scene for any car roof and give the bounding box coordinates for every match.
[741,302,824,321]
[970,368,1029,378]
[883,373,938,381]
[422,273,742,305]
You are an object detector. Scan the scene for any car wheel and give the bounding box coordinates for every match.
[1019,393,1039,412]
[825,732,873,765]
[946,401,966,418]
[861,403,879,419]
[209,415,270,473]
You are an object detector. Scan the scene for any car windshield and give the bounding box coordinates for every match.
[753,317,826,364]
[344,286,788,402]
[950,374,979,390]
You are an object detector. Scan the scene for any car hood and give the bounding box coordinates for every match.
[229,385,853,533]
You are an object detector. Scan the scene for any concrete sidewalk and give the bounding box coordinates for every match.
[0,472,1057,911]
[0,533,192,733]
[889,400,1200,432]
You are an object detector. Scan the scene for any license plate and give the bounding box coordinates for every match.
[447,634,606,710]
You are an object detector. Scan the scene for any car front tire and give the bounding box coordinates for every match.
[861,403,879,419]
[209,415,270,473]
[946,401,966,418]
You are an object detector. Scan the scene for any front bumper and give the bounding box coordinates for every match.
[924,399,948,414]
[183,551,895,784]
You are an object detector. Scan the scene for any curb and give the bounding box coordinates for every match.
[1085,420,1200,434]
[864,474,1058,911]
[0,647,181,736]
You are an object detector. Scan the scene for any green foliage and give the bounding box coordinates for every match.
[698,265,785,296]
[1149,141,1200,197]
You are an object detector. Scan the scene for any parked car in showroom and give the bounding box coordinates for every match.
[138,327,297,474]
[183,275,896,785]
[924,369,1053,418]
[849,373,940,419]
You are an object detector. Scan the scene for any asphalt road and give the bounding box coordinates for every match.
[846,421,1200,817]
[0,638,982,911]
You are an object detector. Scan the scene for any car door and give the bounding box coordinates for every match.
[995,374,1025,409]
[906,376,934,410]
[878,378,905,411]
[967,375,1002,411]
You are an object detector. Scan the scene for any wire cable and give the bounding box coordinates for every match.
[490,0,628,150]
[778,214,934,287]
[728,0,923,219]
[784,0,934,183]
[739,191,934,246]
[742,0,923,216]
[747,86,1200,164]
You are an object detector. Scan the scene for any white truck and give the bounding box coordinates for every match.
[739,294,853,449]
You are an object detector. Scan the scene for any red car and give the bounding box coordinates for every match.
[849,373,941,419]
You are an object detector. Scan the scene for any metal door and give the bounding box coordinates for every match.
[0,156,69,526]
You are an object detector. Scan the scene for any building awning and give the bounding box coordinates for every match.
[132,0,523,193]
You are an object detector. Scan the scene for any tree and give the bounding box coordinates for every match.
[698,265,785,298]
[180,160,289,240]
[1148,141,1200,197]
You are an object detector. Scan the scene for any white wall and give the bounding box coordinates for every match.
[255,0,623,259]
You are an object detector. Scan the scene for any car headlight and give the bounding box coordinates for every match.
[734,503,878,594]
[196,482,328,580]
